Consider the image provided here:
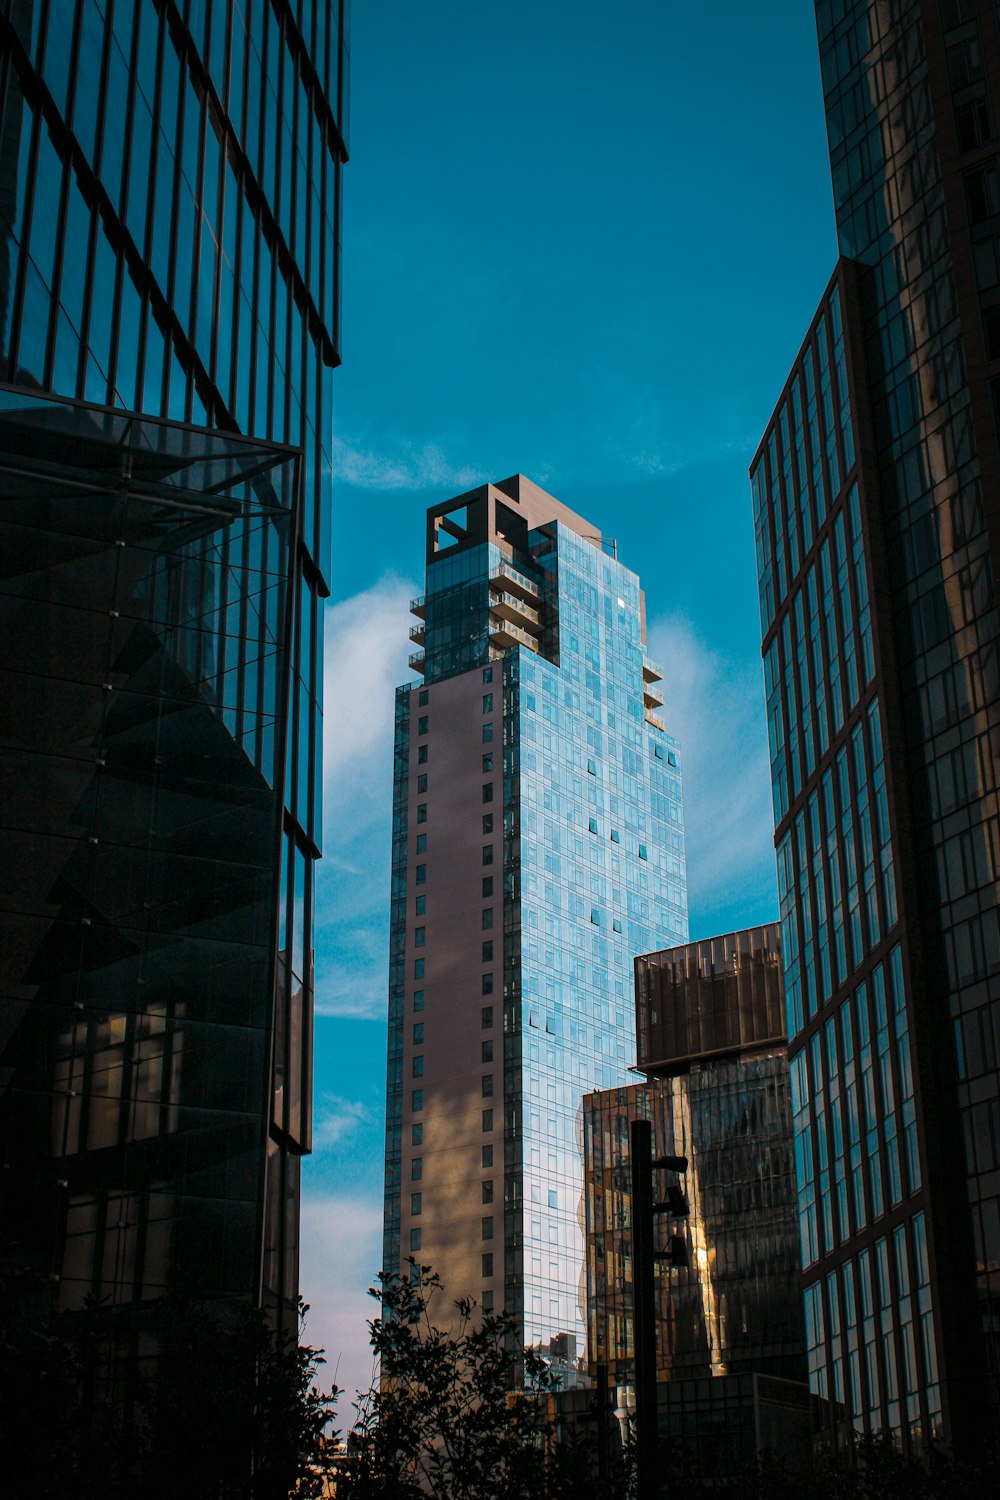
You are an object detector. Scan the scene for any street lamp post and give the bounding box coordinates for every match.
[629,1118,689,1500]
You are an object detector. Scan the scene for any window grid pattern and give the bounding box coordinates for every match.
[504,525,687,1359]
[0,0,347,1325]
[808,0,1000,1446]
[753,259,940,1443]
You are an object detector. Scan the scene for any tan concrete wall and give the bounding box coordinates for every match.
[399,664,503,1319]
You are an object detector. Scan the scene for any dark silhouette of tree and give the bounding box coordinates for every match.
[338,1261,603,1499]
[0,1270,338,1499]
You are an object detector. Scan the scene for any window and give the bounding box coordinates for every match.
[483,813,494,833]
[417,803,427,823]
[482,1291,494,1311]
[482,1109,493,1131]
[482,1180,494,1204]
[482,1253,494,1278]
[482,845,493,866]
[415,895,426,915]
[668,752,677,767]
[416,864,426,884]
[418,716,428,735]
[482,973,494,995]
[414,959,424,978]
[409,1228,422,1251]
[412,1090,424,1110]
[639,844,648,860]
[591,908,601,925]
[483,666,493,683]
[413,990,425,1011]
[414,927,426,947]
[482,941,493,962]
[482,1144,494,1168]
[411,1157,422,1180]
[548,1190,557,1208]
[418,689,429,706]
[416,773,427,792]
[411,1123,423,1145]
[482,783,493,803]
[482,1217,494,1240]
[416,833,427,853]
[482,693,493,713]
[482,877,494,897]
[482,1040,493,1063]
[654,743,663,760]
[417,744,428,765]
[611,829,620,844]
[482,753,494,772]
[411,1193,422,1215]
[482,1075,493,1097]
[588,817,598,834]
[412,1056,424,1077]
[481,1005,493,1029]
[613,918,622,933]
[482,723,493,743]
[587,757,596,775]
[413,1023,424,1045]
[482,908,493,930]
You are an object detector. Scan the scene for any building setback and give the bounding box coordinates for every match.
[0,0,347,1354]
[754,0,1000,1438]
[583,926,807,1471]
[383,476,687,1369]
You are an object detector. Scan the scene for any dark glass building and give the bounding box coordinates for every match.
[383,476,687,1371]
[0,0,347,1352]
[583,926,807,1470]
[752,0,1000,1447]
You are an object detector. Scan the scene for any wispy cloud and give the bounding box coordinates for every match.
[312,1094,375,1152]
[316,574,417,1020]
[647,612,777,934]
[299,1190,383,1409]
[335,438,486,493]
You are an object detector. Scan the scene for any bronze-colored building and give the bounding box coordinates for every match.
[583,925,808,1469]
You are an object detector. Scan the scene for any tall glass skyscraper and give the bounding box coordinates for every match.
[0,0,347,1352]
[754,0,1000,1451]
[383,475,687,1372]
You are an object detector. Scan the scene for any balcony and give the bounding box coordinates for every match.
[643,682,664,710]
[489,556,540,604]
[409,622,425,645]
[642,658,663,684]
[489,616,539,653]
[410,595,426,618]
[644,709,665,731]
[489,589,542,634]
[408,650,425,674]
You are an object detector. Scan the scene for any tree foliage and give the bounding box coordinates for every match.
[337,1262,603,1499]
[0,1270,338,1499]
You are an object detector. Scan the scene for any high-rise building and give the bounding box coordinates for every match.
[383,476,687,1370]
[753,0,1000,1447]
[583,925,807,1472]
[0,0,347,1353]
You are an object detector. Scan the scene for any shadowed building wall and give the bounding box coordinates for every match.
[755,0,1000,1438]
[0,0,347,1351]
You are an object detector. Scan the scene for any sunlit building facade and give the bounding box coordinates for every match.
[0,0,347,1349]
[383,476,687,1369]
[584,925,806,1469]
[755,0,1000,1434]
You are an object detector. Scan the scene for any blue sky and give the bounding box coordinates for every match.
[301,0,838,1407]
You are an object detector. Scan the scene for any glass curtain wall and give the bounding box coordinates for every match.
[0,0,348,1324]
